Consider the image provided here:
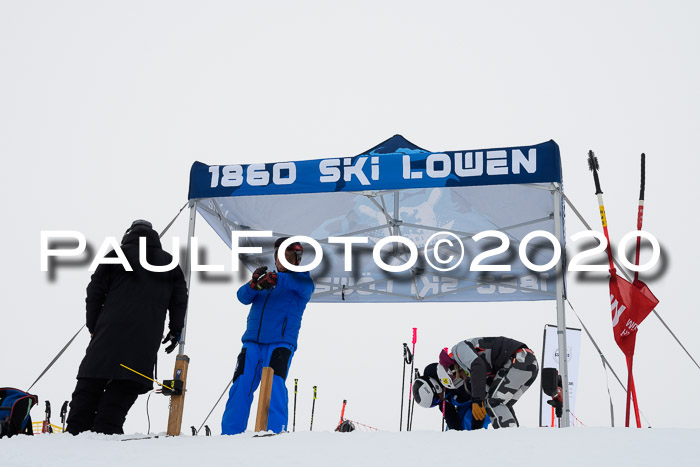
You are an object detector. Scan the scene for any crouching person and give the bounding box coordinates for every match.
[413,363,491,431]
[438,336,538,429]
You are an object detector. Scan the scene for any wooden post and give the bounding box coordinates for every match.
[166,355,190,436]
[254,367,274,432]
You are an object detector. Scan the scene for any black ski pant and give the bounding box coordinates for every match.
[66,378,141,435]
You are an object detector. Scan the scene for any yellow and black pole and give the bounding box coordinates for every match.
[588,151,615,271]
[293,379,298,432]
[309,386,317,431]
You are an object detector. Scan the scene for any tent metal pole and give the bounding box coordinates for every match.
[553,183,571,427]
[179,200,197,355]
[393,192,399,236]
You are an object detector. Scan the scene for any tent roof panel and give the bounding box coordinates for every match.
[188,135,561,200]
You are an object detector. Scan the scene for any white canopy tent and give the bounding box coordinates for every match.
[181,135,573,426]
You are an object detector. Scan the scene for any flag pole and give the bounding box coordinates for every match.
[626,153,647,428]
[588,151,635,426]
[587,151,615,271]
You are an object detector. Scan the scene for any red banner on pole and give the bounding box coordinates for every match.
[609,274,658,427]
[609,276,659,358]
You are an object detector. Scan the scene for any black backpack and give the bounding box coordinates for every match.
[0,388,38,438]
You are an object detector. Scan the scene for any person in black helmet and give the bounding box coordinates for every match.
[66,220,188,435]
[221,237,314,435]
[412,363,491,431]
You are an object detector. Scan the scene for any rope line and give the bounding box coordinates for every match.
[196,378,233,435]
[27,325,85,392]
[159,202,189,238]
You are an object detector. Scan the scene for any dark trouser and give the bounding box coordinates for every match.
[66,378,142,435]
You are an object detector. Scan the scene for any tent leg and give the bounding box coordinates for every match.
[178,200,197,354]
[553,184,571,427]
[167,200,197,436]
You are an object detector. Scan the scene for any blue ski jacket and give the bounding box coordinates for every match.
[237,270,314,348]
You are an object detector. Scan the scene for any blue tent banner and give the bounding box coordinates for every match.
[188,135,565,303]
[189,138,561,199]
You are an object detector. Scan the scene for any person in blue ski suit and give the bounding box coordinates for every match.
[412,363,491,431]
[221,237,314,435]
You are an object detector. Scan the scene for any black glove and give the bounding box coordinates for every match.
[249,266,268,289]
[162,330,181,354]
[255,271,278,290]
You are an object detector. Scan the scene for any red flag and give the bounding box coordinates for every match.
[609,275,659,357]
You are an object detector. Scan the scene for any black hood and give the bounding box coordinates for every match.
[122,226,162,249]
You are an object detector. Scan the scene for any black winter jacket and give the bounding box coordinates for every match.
[76,227,188,391]
[451,336,527,402]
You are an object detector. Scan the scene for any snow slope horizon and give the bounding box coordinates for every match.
[2,428,697,467]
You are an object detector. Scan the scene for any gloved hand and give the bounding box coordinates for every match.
[256,271,278,290]
[249,266,268,289]
[472,400,487,421]
[162,330,181,354]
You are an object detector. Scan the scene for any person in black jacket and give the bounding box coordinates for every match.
[65,220,188,435]
[438,336,538,429]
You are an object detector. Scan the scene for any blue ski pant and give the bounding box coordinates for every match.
[445,403,491,431]
[221,342,295,435]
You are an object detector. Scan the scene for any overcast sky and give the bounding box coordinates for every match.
[2,1,699,433]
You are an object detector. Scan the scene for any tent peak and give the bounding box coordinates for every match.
[356,134,429,157]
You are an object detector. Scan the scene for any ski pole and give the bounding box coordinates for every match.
[60,401,68,433]
[587,151,615,271]
[43,401,52,433]
[293,378,298,432]
[310,386,317,431]
[406,328,417,431]
[442,399,446,432]
[442,346,448,431]
[626,153,646,428]
[336,399,347,430]
[408,368,419,430]
[400,343,411,431]
[634,153,646,282]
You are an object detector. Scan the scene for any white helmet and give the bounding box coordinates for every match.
[437,364,464,389]
[412,376,443,408]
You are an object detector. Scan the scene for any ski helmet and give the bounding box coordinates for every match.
[275,237,303,265]
[437,363,464,390]
[412,376,443,408]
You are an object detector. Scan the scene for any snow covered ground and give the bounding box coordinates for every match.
[2,428,698,467]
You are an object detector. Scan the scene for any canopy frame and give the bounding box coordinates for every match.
[179,136,572,427]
